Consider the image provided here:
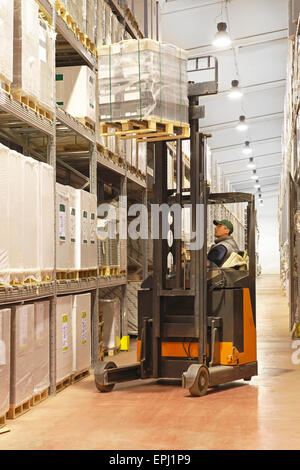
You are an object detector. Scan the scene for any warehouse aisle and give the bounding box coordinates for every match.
[0,275,299,451]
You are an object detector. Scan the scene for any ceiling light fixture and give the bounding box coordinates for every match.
[242,141,252,155]
[247,157,256,169]
[212,22,232,48]
[228,80,243,100]
[251,170,257,180]
[236,115,248,132]
[254,180,260,189]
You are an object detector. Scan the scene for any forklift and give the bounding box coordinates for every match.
[94,57,258,397]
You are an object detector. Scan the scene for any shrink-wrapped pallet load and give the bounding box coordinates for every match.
[99,39,188,124]
[56,296,73,383]
[56,65,96,125]
[138,142,147,175]
[76,189,90,270]
[99,298,121,351]
[0,1,13,85]
[13,0,40,101]
[68,185,79,271]
[0,145,10,287]
[9,150,24,285]
[0,309,11,421]
[85,0,96,42]
[39,163,54,282]
[56,183,71,271]
[72,293,91,373]
[39,19,55,113]
[68,0,85,33]
[23,157,40,283]
[33,301,50,395]
[96,0,105,50]
[10,305,34,410]
[89,193,98,269]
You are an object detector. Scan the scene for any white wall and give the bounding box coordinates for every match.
[257,196,280,274]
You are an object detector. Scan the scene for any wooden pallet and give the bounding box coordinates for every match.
[11,90,53,121]
[30,388,49,407]
[100,118,190,142]
[105,346,121,357]
[0,414,6,429]
[56,376,72,394]
[76,116,95,131]
[7,399,31,420]
[72,368,90,384]
[78,269,98,279]
[55,1,96,56]
[98,266,120,277]
[0,75,11,94]
[57,269,98,281]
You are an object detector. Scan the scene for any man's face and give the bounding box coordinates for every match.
[215,224,230,239]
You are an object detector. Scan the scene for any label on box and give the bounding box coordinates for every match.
[62,315,68,352]
[59,204,66,241]
[36,305,45,342]
[81,312,87,345]
[19,308,28,350]
[82,211,88,244]
[70,207,76,243]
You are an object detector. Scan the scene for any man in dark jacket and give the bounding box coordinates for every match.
[208,219,240,267]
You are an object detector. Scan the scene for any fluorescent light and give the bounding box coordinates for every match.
[236,115,248,132]
[212,22,232,48]
[228,80,243,100]
[242,141,252,155]
[247,158,256,169]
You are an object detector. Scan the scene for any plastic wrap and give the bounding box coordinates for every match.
[10,305,34,406]
[96,0,105,50]
[68,185,78,270]
[13,0,40,100]
[72,293,91,373]
[33,301,50,394]
[0,145,10,286]
[0,1,13,83]
[104,3,112,45]
[138,142,147,175]
[0,309,11,418]
[99,299,121,350]
[76,189,90,270]
[56,296,73,383]
[39,163,54,281]
[39,19,55,112]
[9,150,24,284]
[99,39,188,124]
[68,0,85,33]
[56,66,96,124]
[86,0,96,42]
[127,281,140,335]
[56,182,71,270]
[23,156,40,282]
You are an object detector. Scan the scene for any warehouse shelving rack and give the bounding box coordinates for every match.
[0,0,147,395]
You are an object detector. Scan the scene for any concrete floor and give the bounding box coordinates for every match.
[1,274,300,450]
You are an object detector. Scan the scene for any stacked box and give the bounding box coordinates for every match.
[13,0,40,100]
[68,185,78,271]
[0,1,13,84]
[72,293,91,373]
[99,299,121,350]
[99,39,188,124]
[39,163,54,281]
[33,301,50,394]
[56,66,96,124]
[76,189,90,270]
[56,296,73,383]
[0,309,11,419]
[10,305,34,407]
[39,19,55,112]
[56,183,71,271]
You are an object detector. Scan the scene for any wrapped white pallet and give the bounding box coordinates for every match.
[39,163,54,281]
[23,156,40,282]
[72,293,91,373]
[99,298,121,351]
[9,150,24,284]
[138,142,147,175]
[89,193,98,269]
[10,305,34,408]
[76,189,91,270]
[0,1,13,84]
[39,19,55,113]
[85,0,96,42]
[56,66,96,125]
[0,309,11,421]
[13,0,40,100]
[0,145,10,286]
[56,183,71,271]
[68,186,79,271]
[56,296,73,383]
[96,0,105,50]
[99,39,188,124]
[68,0,85,33]
[33,301,50,394]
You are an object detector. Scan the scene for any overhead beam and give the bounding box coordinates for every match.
[199,79,286,100]
[218,151,282,166]
[224,163,281,176]
[211,136,281,152]
[201,112,283,133]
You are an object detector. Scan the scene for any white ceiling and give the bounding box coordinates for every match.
[160,0,289,208]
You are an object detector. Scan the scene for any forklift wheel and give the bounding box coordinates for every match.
[189,366,209,397]
[94,361,117,393]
